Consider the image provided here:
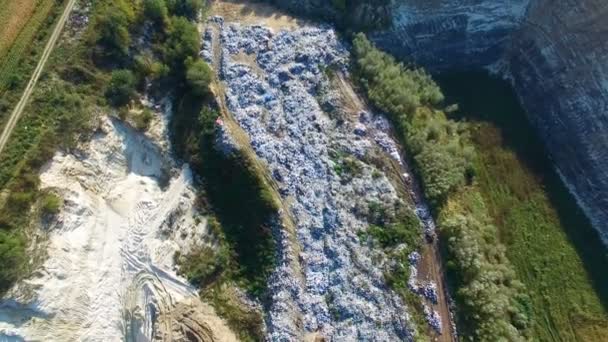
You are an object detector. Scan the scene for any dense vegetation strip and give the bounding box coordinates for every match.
[438,72,608,341]
[352,33,531,341]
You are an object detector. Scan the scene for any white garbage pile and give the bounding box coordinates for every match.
[0,114,232,341]
[215,20,416,340]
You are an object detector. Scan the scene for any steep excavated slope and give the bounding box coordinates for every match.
[506,0,608,244]
[265,0,608,244]
[0,114,236,341]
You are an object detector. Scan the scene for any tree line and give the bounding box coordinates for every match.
[352,33,532,341]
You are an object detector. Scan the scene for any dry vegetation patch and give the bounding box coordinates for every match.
[210,0,306,31]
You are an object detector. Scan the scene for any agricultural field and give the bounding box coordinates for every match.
[0,0,64,125]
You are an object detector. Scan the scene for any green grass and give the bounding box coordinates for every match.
[437,71,608,341]
[0,0,64,125]
[0,0,111,294]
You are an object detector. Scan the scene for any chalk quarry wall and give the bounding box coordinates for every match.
[267,0,608,244]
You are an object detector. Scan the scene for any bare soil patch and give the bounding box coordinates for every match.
[210,0,307,31]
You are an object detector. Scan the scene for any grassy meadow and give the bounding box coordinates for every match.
[438,71,608,341]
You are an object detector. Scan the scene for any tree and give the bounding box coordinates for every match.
[0,231,26,294]
[162,16,200,76]
[185,57,213,96]
[166,0,204,20]
[134,53,169,81]
[93,5,132,61]
[105,70,136,107]
[143,0,168,26]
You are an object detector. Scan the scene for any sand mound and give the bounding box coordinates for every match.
[0,117,235,342]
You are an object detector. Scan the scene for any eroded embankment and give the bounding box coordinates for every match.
[204,8,455,340]
[0,110,236,341]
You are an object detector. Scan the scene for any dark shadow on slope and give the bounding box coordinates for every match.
[170,92,276,298]
[436,70,608,312]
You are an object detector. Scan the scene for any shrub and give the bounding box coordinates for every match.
[177,244,230,288]
[134,53,169,82]
[0,231,26,294]
[441,209,531,340]
[166,0,204,20]
[185,57,213,96]
[92,1,134,62]
[41,193,62,215]
[133,108,154,131]
[366,204,421,249]
[170,94,277,298]
[162,16,200,74]
[353,33,469,207]
[143,0,168,26]
[105,69,136,107]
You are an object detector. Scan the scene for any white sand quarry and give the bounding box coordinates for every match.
[0,117,236,341]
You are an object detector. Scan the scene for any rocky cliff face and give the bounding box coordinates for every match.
[506,0,608,244]
[265,0,608,244]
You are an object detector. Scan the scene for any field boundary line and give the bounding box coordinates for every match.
[0,0,77,155]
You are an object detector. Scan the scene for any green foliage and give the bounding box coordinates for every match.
[332,154,362,180]
[132,108,154,131]
[161,16,199,73]
[203,284,265,342]
[134,53,169,82]
[440,198,531,341]
[352,33,530,340]
[92,1,134,62]
[170,93,277,298]
[177,216,264,342]
[367,206,421,249]
[353,33,443,115]
[0,0,63,123]
[411,138,471,206]
[177,246,230,288]
[40,192,62,215]
[0,0,110,294]
[352,33,469,207]
[105,69,136,107]
[143,0,168,26]
[0,231,26,293]
[166,0,204,20]
[185,57,213,96]
[438,72,608,341]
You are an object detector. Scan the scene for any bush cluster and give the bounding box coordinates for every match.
[441,204,532,340]
[353,33,472,207]
[352,33,531,340]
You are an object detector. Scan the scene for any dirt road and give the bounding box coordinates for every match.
[335,72,457,342]
[0,0,77,155]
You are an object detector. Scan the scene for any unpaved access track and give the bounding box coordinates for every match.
[0,0,77,155]
[207,1,456,342]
